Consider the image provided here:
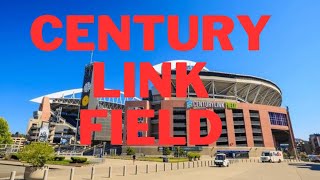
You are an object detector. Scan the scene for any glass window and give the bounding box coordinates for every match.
[268,112,288,126]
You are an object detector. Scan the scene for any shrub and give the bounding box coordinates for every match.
[54,156,65,161]
[126,147,136,155]
[163,147,172,156]
[10,153,20,160]
[299,152,308,159]
[18,142,54,167]
[175,147,186,157]
[187,152,195,161]
[187,152,200,160]
[195,153,201,160]
[71,157,87,163]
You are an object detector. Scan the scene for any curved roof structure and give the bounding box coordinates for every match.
[31,60,282,107]
[153,60,282,107]
[30,88,141,106]
[153,60,209,74]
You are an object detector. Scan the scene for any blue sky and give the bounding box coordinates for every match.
[0,0,319,140]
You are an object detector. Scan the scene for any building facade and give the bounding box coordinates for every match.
[28,60,296,158]
[12,137,26,150]
[309,134,320,154]
[123,60,296,157]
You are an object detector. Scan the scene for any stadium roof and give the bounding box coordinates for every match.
[31,60,282,107]
[31,88,141,106]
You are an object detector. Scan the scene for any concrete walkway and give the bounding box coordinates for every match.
[1,159,319,180]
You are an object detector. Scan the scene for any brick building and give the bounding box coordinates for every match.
[123,60,296,158]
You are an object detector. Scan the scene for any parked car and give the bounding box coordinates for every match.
[214,153,230,167]
[310,156,320,163]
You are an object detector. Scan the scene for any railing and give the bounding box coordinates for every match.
[253,136,263,141]
[200,130,208,136]
[173,123,186,128]
[235,136,247,141]
[30,126,38,130]
[232,113,243,118]
[56,152,83,156]
[200,122,207,127]
[217,114,226,118]
[233,121,245,125]
[0,144,21,153]
[217,137,228,142]
[249,113,259,118]
[234,129,246,133]
[173,115,186,119]
[150,119,158,124]
[252,128,262,133]
[173,131,186,136]
[251,121,261,126]
[221,129,227,134]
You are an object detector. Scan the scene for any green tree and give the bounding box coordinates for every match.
[175,147,185,157]
[0,117,13,144]
[126,147,136,155]
[163,147,172,156]
[18,142,54,167]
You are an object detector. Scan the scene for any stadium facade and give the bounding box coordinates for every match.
[27,60,296,157]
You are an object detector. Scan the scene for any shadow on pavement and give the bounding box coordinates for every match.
[208,165,229,168]
[288,163,320,171]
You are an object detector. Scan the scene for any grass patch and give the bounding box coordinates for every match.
[47,160,71,165]
[140,157,188,162]
[46,160,91,166]
[106,156,188,162]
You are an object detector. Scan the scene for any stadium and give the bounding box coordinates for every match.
[26,60,296,158]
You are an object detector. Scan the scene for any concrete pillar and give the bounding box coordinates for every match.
[156,164,158,172]
[123,165,126,176]
[242,108,254,147]
[9,171,16,180]
[164,163,166,171]
[177,162,179,170]
[69,168,75,180]
[108,166,112,178]
[146,164,149,174]
[226,109,236,147]
[259,110,275,147]
[171,163,173,170]
[135,165,138,175]
[43,169,49,180]
[91,166,95,180]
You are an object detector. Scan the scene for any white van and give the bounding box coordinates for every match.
[260,151,284,163]
[214,154,230,167]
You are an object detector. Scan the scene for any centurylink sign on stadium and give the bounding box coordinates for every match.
[186,99,237,109]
